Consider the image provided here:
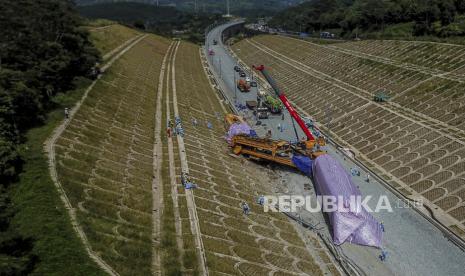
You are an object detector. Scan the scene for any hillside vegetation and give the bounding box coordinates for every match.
[0,0,101,274]
[270,0,465,40]
[76,0,304,16]
[78,2,222,42]
[88,24,141,57]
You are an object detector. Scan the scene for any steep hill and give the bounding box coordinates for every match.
[78,2,222,42]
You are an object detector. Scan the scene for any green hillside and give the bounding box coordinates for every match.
[78,2,221,42]
[270,0,465,40]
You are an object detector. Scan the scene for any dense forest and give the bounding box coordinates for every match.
[270,0,465,38]
[0,0,99,273]
[75,0,304,16]
[78,2,222,42]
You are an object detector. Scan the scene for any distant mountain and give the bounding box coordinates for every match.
[74,0,306,15]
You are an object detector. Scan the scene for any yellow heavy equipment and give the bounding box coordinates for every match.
[225,114,326,169]
[225,65,328,169]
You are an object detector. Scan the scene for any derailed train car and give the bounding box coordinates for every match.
[313,155,383,247]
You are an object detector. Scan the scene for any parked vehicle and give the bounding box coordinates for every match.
[237,79,251,92]
[320,32,335,39]
[234,66,241,72]
[257,107,269,119]
[239,71,246,77]
[264,95,283,114]
[250,81,257,87]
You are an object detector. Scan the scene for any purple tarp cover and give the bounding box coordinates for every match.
[313,154,383,248]
[226,122,252,144]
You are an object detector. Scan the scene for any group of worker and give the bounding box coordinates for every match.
[181,172,197,190]
[350,167,371,183]
[190,116,214,130]
[241,195,270,215]
[167,117,185,138]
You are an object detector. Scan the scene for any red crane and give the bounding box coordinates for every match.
[253,65,315,141]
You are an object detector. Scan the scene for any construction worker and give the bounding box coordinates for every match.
[266,130,272,139]
[379,250,388,261]
[176,125,183,137]
[64,108,70,119]
[242,202,250,215]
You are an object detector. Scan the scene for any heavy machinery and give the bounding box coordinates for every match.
[225,65,326,169]
[253,65,324,149]
[237,79,251,92]
[264,95,283,114]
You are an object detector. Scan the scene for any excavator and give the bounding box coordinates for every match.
[225,65,326,170]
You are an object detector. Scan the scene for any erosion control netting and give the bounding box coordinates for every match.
[226,122,256,144]
[313,155,383,248]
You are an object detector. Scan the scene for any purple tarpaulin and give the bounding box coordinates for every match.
[313,154,383,248]
[226,122,253,144]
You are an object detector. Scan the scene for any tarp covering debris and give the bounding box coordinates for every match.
[226,122,253,144]
[292,155,313,176]
[313,154,383,248]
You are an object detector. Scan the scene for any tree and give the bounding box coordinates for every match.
[0,1,99,274]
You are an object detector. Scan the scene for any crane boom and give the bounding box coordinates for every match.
[254,65,315,141]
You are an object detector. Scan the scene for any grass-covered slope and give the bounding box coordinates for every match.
[232,35,465,238]
[174,42,327,275]
[88,24,141,58]
[54,34,171,275]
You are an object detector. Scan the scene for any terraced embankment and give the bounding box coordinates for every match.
[50,27,338,274]
[172,41,329,275]
[88,24,142,61]
[52,35,170,275]
[232,35,465,239]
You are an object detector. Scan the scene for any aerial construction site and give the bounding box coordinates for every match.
[4,1,465,275]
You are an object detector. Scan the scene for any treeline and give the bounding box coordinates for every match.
[0,0,99,273]
[270,0,465,38]
[75,0,302,15]
[78,2,223,43]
